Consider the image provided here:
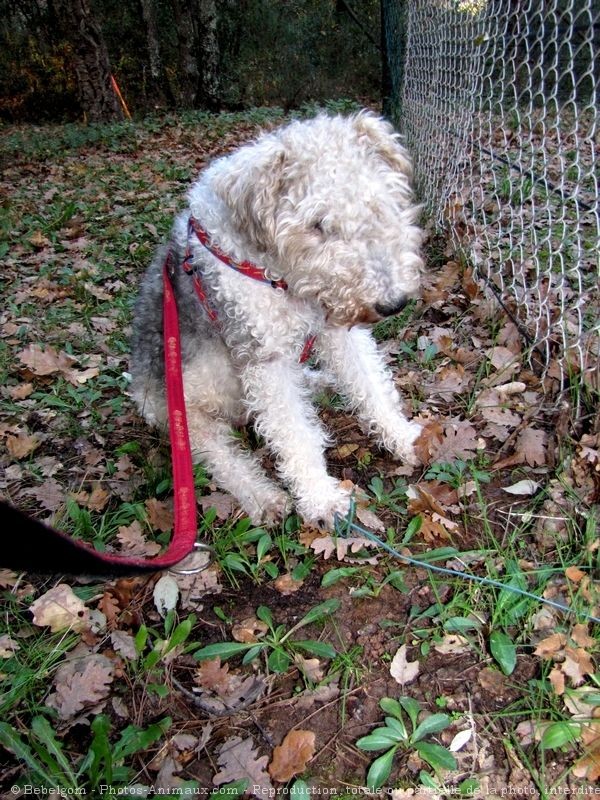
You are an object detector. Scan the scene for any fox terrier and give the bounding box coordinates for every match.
[130,112,424,528]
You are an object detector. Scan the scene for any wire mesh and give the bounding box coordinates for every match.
[400,0,599,397]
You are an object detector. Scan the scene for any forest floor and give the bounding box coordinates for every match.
[0,107,599,797]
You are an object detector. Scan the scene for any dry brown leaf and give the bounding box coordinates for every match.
[533,633,566,659]
[212,736,272,794]
[198,491,236,521]
[47,653,113,719]
[97,591,121,627]
[116,520,162,557]
[561,647,594,686]
[6,432,40,459]
[293,654,324,683]
[516,427,547,467]
[18,343,75,377]
[195,658,232,694]
[22,478,65,511]
[430,420,481,462]
[268,729,316,783]
[7,383,34,400]
[0,634,20,658]
[390,644,420,685]
[476,387,522,427]
[232,617,268,643]
[145,498,173,531]
[30,584,89,632]
[309,534,378,564]
[110,630,137,660]
[565,565,586,583]
[571,623,596,649]
[273,573,304,594]
[549,666,565,695]
[573,723,600,781]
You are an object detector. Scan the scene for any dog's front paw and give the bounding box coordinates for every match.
[389,420,423,466]
[296,481,352,530]
[247,488,291,527]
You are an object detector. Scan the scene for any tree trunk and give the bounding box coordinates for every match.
[171,0,200,107]
[139,0,173,107]
[380,0,407,126]
[54,0,122,122]
[197,0,220,110]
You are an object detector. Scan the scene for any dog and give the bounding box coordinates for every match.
[130,112,424,529]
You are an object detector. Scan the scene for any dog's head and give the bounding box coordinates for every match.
[210,112,424,327]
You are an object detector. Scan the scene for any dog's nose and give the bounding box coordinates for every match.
[374,297,408,318]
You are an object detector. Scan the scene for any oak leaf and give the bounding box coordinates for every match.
[268,729,316,782]
[145,498,173,531]
[6,432,40,459]
[47,653,113,719]
[212,736,272,794]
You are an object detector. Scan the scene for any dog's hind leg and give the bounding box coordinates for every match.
[186,407,290,526]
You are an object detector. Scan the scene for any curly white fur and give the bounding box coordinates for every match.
[130,112,424,528]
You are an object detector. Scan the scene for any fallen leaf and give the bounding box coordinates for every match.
[565,566,586,583]
[110,631,137,660]
[570,623,595,648]
[502,479,540,496]
[0,635,20,658]
[549,666,565,695]
[293,654,324,683]
[389,644,419,685]
[30,584,89,632]
[47,653,113,719]
[18,343,75,377]
[6,432,40,459]
[533,633,566,659]
[7,383,34,400]
[273,573,304,594]
[212,736,272,794]
[195,658,232,695]
[116,520,161,557]
[268,729,316,782]
[153,575,179,617]
[145,498,173,531]
[561,647,594,686]
[232,617,268,643]
[449,729,473,752]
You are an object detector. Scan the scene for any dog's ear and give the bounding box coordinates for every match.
[211,141,286,252]
[352,112,414,180]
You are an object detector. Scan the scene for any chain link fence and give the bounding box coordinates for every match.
[398,0,599,399]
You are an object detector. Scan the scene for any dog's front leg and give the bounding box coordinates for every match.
[241,359,351,527]
[318,326,421,465]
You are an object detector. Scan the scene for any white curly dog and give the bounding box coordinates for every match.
[130,112,424,528]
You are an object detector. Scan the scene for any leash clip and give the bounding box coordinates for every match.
[169,541,216,575]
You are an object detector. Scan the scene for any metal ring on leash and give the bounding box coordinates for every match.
[169,541,215,575]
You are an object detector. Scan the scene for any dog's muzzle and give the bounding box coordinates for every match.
[374,296,409,318]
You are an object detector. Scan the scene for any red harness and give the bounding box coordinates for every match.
[182,217,316,363]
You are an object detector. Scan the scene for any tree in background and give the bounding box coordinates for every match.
[0,0,380,121]
[54,0,123,121]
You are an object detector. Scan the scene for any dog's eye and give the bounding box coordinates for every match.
[312,221,324,234]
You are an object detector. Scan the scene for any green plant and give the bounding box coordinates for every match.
[424,459,491,489]
[211,516,279,585]
[131,613,198,694]
[194,599,340,674]
[356,696,457,788]
[0,713,172,792]
[368,475,408,514]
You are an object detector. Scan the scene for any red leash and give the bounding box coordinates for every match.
[1,257,201,575]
